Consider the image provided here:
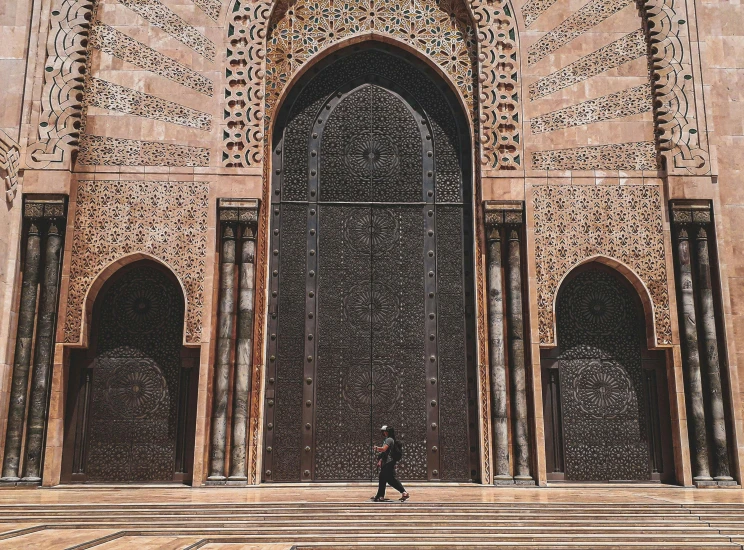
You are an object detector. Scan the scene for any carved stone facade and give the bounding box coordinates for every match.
[0,0,742,492]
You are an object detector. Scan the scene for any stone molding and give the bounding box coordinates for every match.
[640,0,710,175]
[26,0,94,169]
[218,198,260,225]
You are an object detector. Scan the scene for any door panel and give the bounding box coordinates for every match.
[370,206,427,480]
[315,205,373,480]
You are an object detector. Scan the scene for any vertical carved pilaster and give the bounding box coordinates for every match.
[208,222,236,481]
[1,223,42,481]
[227,201,259,482]
[22,220,64,481]
[484,213,510,483]
[483,202,533,484]
[2,197,66,483]
[674,226,711,481]
[505,227,532,484]
[695,228,732,481]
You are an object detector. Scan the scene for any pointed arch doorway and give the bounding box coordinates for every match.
[61,261,199,483]
[541,264,675,483]
[264,44,479,482]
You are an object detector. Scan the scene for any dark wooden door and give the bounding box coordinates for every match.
[62,263,197,483]
[264,46,477,482]
[542,266,674,482]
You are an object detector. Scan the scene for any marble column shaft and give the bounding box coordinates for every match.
[229,224,257,481]
[505,228,532,482]
[485,226,510,482]
[675,228,711,481]
[22,221,64,481]
[1,223,42,481]
[695,228,732,480]
[209,223,236,480]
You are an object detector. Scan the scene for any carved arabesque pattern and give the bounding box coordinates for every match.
[471,0,521,169]
[533,185,671,347]
[0,130,21,202]
[86,265,183,482]
[556,269,651,481]
[63,181,209,344]
[222,0,522,171]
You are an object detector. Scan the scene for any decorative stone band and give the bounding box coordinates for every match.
[527,0,634,66]
[117,0,216,60]
[522,0,560,27]
[531,141,659,171]
[530,84,653,135]
[89,22,214,96]
[670,200,712,226]
[529,29,647,101]
[0,130,21,203]
[191,0,222,21]
[78,135,210,167]
[83,77,213,131]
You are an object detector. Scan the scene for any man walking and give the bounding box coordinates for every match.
[371,425,409,502]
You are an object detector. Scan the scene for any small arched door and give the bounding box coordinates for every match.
[264,44,478,482]
[62,262,198,483]
[541,265,675,482]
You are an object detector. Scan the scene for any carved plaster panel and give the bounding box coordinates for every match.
[63,181,209,345]
[533,184,672,347]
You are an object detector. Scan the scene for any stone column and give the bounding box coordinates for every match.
[674,226,711,482]
[484,217,510,483]
[1,222,42,481]
[208,222,237,481]
[2,197,66,483]
[229,205,259,482]
[695,227,733,482]
[22,220,64,482]
[505,227,533,484]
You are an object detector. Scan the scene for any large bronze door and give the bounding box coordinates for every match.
[541,266,674,482]
[62,263,198,483]
[264,46,477,482]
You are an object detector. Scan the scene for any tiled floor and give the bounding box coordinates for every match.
[1,484,744,548]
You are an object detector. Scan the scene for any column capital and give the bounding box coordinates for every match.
[483,201,524,228]
[23,196,66,220]
[669,200,712,227]
[218,198,260,228]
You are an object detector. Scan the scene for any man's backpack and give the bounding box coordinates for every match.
[391,439,403,462]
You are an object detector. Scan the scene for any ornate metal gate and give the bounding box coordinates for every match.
[62,263,195,483]
[264,46,477,482]
[544,268,672,481]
